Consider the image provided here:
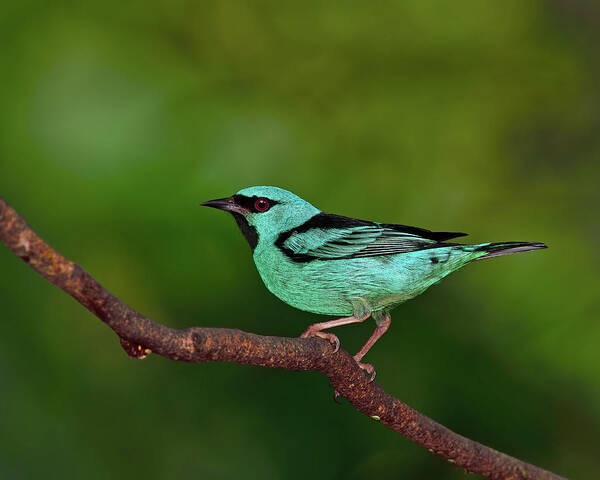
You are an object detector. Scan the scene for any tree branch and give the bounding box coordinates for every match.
[0,196,567,480]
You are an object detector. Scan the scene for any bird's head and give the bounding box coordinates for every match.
[201,186,320,250]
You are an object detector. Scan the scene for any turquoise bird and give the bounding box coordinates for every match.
[201,186,546,379]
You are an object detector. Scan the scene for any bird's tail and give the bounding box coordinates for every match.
[473,241,547,261]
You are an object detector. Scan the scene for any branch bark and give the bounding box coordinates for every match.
[0,196,567,480]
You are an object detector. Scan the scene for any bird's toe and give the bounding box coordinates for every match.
[301,329,340,353]
[314,331,340,353]
[355,360,376,382]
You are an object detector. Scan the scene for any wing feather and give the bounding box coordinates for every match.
[275,213,466,262]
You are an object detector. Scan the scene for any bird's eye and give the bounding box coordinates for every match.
[254,198,270,212]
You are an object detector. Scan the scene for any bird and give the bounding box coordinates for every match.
[201,186,546,380]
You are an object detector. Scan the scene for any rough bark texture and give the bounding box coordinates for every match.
[0,196,567,480]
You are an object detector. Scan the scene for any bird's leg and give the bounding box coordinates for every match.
[300,313,371,353]
[352,311,391,382]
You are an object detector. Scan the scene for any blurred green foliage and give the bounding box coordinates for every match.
[1,1,599,478]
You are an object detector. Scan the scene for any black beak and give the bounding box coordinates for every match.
[199,196,248,214]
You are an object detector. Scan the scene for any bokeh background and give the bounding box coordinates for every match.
[1,2,599,479]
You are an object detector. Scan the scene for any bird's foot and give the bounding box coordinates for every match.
[354,358,376,382]
[300,329,340,353]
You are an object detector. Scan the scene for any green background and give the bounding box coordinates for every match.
[1,2,599,479]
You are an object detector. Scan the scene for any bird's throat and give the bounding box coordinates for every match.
[231,213,258,251]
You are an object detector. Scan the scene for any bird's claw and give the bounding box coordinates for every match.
[354,359,376,382]
[300,329,340,353]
